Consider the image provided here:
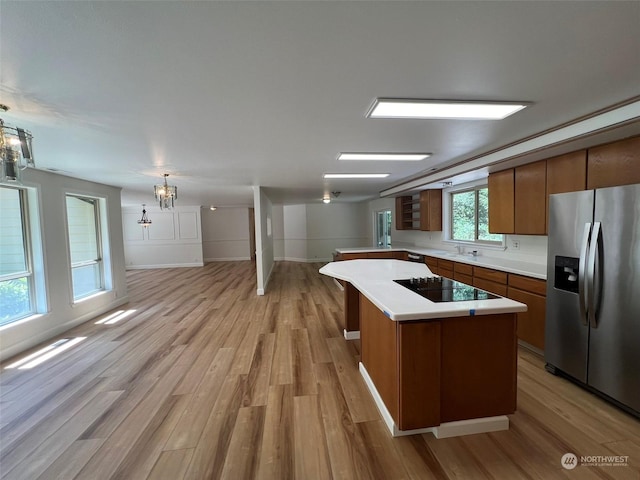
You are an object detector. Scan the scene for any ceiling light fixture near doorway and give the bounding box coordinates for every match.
[137,204,152,228]
[323,173,389,179]
[367,98,528,120]
[322,196,331,204]
[154,173,177,210]
[0,105,35,184]
[338,153,431,161]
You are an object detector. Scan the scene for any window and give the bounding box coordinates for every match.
[66,195,104,300]
[450,186,502,244]
[375,209,392,247]
[0,186,34,325]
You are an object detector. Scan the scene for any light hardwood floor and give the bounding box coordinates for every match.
[1,261,639,479]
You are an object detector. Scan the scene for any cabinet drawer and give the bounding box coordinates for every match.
[394,251,409,261]
[341,253,367,260]
[453,272,473,285]
[473,277,508,297]
[473,266,508,284]
[367,251,395,259]
[438,259,454,271]
[454,262,473,276]
[508,274,546,296]
[425,256,439,274]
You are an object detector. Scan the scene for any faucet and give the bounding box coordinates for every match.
[456,244,464,254]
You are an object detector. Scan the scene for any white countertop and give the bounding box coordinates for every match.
[319,259,527,321]
[335,246,547,280]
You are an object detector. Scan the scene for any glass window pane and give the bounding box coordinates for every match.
[71,264,101,299]
[66,196,98,263]
[0,187,27,275]
[0,277,31,325]
[451,191,476,241]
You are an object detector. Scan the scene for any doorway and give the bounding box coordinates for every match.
[248,208,256,261]
[375,209,392,247]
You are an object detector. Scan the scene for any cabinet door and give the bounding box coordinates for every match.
[515,160,547,234]
[546,150,587,230]
[488,169,514,234]
[587,136,640,190]
[420,190,443,231]
[507,286,546,350]
[395,197,406,230]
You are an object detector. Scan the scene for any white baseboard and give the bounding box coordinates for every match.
[204,257,251,262]
[125,262,204,270]
[344,329,360,340]
[359,362,509,438]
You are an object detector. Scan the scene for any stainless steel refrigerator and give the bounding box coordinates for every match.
[545,183,640,416]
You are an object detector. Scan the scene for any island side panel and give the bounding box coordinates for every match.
[440,313,517,423]
[360,294,399,422]
[344,282,360,333]
[398,321,441,430]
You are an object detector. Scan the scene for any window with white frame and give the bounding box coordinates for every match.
[450,186,503,245]
[66,194,104,300]
[0,186,35,325]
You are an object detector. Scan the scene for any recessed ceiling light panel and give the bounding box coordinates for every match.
[338,153,431,161]
[323,173,390,179]
[367,98,528,120]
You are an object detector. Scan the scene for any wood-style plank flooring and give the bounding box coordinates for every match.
[1,261,639,479]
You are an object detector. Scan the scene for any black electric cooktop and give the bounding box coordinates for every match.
[394,277,499,303]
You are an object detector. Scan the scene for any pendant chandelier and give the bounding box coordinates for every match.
[0,105,35,184]
[154,173,177,210]
[137,204,152,228]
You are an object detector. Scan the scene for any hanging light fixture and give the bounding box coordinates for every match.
[154,173,177,210]
[137,204,152,228]
[1,105,35,184]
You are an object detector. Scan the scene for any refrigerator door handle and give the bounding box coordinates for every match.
[587,221,602,329]
[578,222,591,326]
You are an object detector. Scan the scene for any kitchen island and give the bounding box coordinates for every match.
[320,259,527,438]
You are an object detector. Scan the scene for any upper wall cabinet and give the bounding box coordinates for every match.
[514,160,547,235]
[587,136,640,190]
[546,150,587,230]
[488,169,514,234]
[419,189,442,231]
[396,196,417,230]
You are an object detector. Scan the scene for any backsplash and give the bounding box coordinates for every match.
[393,229,548,266]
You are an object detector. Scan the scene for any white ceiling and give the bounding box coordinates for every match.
[1,1,639,207]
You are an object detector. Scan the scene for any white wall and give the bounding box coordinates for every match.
[274,202,370,262]
[201,207,251,261]
[122,205,203,269]
[283,204,308,261]
[0,169,128,362]
[305,203,370,260]
[272,204,285,260]
[254,186,274,295]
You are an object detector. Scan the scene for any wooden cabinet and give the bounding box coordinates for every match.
[507,274,547,350]
[419,190,443,231]
[453,262,473,284]
[395,195,420,230]
[425,256,439,274]
[515,160,547,235]
[546,150,587,230]
[488,169,514,234]
[437,259,454,279]
[472,266,508,297]
[587,136,640,189]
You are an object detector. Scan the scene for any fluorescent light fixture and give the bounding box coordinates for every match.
[338,153,431,161]
[323,173,390,179]
[367,99,528,120]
